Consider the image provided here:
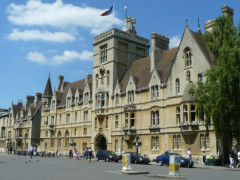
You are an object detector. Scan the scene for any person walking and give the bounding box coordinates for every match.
[56,149,59,158]
[187,148,192,168]
[84,148,88,162]
[229,150,235,168]
[202,151,206,165]
[88,147,93,162]
[29,145,34,158]
[236,150,240,168]
[69,149,73,159]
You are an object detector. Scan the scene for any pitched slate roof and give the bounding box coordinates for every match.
[43,76,53,97]
[189,30,215,65]
[120,47,178,92]
[181,83,194,103]
[58,75,92,106]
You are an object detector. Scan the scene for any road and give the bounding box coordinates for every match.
[0,154,239,180]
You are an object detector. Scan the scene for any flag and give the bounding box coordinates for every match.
[100,5,113,16]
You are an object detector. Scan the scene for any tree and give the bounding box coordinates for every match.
[189,15,240,163]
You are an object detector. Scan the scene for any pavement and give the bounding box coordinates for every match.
[1,154,240,180]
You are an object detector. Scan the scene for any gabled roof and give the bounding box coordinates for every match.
[181,83,194,103]
[58,75,92,106]
[120,47,178,92]
[189,30,215,65]
[120,56,151,92]
[43,76,53,97]
[156,47,178,83]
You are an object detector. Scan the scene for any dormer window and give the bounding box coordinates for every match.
[100,44,107,64]
[184,47,192,67]
[67,97,71,107]
[128,90,134,103]
[84,92,89,103]
[52,100,55,110]
[115,94,119,105]
[151,85,159,100]
[186,71,191,81]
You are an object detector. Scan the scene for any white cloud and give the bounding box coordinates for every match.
[7,0,122,35]
[52,50,93,65]
[169,35,181,48]
[75,70,87,74]
[26,52,47,65]
[8,29,75,43]
[25,50,93,65]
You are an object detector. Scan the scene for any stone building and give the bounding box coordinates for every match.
[6,94,42,151]
[0,5,234,160]
[38,5,235,159]
[0,112,8,152]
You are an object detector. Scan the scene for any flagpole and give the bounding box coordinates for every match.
[113,0,115,29]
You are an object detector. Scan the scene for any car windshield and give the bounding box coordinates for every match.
[106,151,116,155]
[132,152,144,158]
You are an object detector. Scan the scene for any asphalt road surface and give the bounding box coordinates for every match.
[0,154,239,180]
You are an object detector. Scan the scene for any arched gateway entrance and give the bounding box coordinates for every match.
[94,133,107,151]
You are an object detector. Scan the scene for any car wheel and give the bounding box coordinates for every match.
[115,160,118,162]
[134,159,138,164]
[158,160,163,166]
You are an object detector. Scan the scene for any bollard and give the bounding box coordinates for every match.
[169,155,180,176]
[122,153,132,172]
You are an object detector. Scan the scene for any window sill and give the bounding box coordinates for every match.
[184,66,193,70]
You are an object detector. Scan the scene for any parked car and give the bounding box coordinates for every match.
[96,150,119,162]
[119,152,150,164]
[156,152,193,167]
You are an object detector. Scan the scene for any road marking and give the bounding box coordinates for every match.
[106,171,122,175]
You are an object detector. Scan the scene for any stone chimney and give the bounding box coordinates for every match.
[132,18,136,33]
[26,95,35,107]
[221,5,234,18]
[57,75,64,92]
[127,17,132,32]
[35,93,42,103]
[205,5,234,32]
[151,32,169,71]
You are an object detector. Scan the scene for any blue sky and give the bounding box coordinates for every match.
[0,0,239,109]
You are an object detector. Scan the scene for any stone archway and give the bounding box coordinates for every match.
[94,133,107,151]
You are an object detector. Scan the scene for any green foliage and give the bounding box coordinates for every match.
[190,16,240,142]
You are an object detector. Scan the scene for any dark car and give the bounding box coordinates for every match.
[120,152,150,164]
[96,150,119,162]
[156,152,193,167]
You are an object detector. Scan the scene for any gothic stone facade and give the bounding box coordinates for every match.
[39,19,217,160]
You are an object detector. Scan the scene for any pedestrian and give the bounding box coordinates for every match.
[84,148,88,162]
[33,146,37,157]
[202,151,206,165]
[229,150,235,168]
[56,149,59,158]
[29,145,34,158]
[69,149,73,159]
[236,150,240,168]
[88,147,93,162]
[187,148,192,168]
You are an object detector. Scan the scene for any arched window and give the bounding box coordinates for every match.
[186,71,191,80]
[184,47,192,67]
[176,107,181,124]
[128,90,134,103]
[58,131,62,148]
[176,79,180,94]
[96,74,99,89]
[173,135,177,149]
[177,135,181,150]
[107,71,110,86]
[115,115,119,129]
[183,105,188,123]
[151,111,159,126]
[65,130,69,148]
